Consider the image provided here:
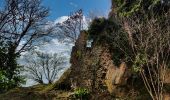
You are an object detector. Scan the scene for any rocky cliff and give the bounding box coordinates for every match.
[53,29,134,99]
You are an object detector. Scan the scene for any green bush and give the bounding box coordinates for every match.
[74,87,90,99]
[0,44,25,93]
[0,69,25,93]
[132,53,147,73]
[88,18,120,41]
[0,70,8,91]
[112,0,170,17]
[88,18,106,40]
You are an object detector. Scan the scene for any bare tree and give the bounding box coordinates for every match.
[56,9,83,43]
[113,10,170,99]
[0,0,53,88]
[24,51,66,84]
[0,0,52,54]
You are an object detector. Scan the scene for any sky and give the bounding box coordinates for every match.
[0,0,111,20]
[42,0,111,20]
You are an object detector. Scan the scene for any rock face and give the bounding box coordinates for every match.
[105,62,130,93]
[59,31,131,99]
[163,69,170,84]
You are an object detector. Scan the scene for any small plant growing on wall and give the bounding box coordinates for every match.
[76,50,82,58]
[74,87,90,100]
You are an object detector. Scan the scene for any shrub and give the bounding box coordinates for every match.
[74,87,90,99]
[88,18,120,41]
[87,18,106,41]
[112,0,170,17]
[0,46,25,93]
[76,50,82,58]
[0,69,25,93]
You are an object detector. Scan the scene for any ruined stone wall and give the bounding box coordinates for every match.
[59,30,131,99]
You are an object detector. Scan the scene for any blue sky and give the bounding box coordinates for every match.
[0,0,111,20]
[42,0,111,20]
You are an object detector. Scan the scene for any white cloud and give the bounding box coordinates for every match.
[54,16,68,24]
[69,2,78,8]
[53,15,89,30]
[39,38,73,56]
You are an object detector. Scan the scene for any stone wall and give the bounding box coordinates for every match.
[59,30,131,99]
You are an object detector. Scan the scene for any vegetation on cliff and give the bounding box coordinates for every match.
[85,0,170,99]
[0,0,170,100]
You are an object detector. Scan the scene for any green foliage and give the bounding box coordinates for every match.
[74,87,90,99]
[0,69,25,93]
[116,0,142,16]
[111,49,124,66]
[132,53,147,73]
[110,30,133,66]
[0,70,8,90]
[87,18,106,40]
[76,50,82,58]
[88,18,120,42]
[0,42,25,93]
[87,17,133,67]
[112,0,170,17]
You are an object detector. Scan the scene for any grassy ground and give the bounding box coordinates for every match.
[0,69,73,100]
[0,84,73,100]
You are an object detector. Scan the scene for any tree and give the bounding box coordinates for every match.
[112,0,170,99]
[24,51,66,84]
[112,0,170,17]
[0,42,25,92]
[0,0,51,53]
[0,0,51,91]
[124,13,170,100]
[56,9,83,43]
